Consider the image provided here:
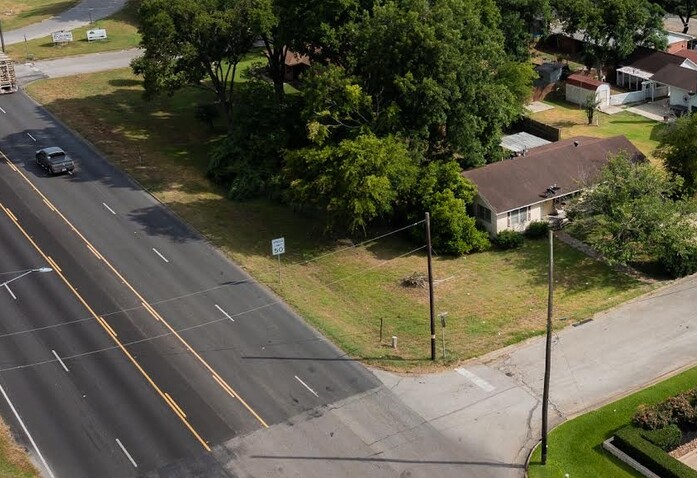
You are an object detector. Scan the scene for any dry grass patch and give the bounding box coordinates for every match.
[26,69,659,370]
[0,420,38,477]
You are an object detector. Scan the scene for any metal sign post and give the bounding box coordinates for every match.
[271,237,285,283]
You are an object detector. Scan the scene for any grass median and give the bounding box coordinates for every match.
[5,0,140,62]
[528,365,697,478]
[0,0,79,32]
[23,67,659,370]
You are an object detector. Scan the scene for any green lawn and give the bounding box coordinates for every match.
[4,0,140,61]
[0,0,79,31]
[23,68,659,369]
[530,95,665,159]
[528,366,697,478]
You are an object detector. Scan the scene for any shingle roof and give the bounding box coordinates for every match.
[651,63,697,91]
[462,136,644,213]
[673,48,697,64]
[622,48,686,74]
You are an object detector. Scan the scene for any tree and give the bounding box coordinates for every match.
[494,0,552,61]
[583,94,600,124]
[655,113,697,197]
[552,0,666,67]
[653,0,697,33]
[406,160,490,255]
[132,0,272,133]
[569,152,695,273]
[283,134,418,234]
[346,0,530,167]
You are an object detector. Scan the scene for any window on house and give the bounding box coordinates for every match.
[508,206,529,227]
[476,204,492,223]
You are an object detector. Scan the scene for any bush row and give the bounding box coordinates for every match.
[634,388,697,430]
[613,425,697,478]
[493,221,549,249]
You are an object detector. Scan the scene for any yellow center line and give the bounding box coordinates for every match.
[164,393,187,419]
[0,202,211,452]
[2,151,269,428]
[45,256,62,274]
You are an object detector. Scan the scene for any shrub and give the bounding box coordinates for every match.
[494,230,524,249]
[641,424,682,451]
[634,404,671,430]
[614,425,697,478]
[524,221,549,238]
[663,396,696,428]
[194,103,220,129]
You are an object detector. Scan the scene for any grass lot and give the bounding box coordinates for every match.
[529,94,665,159]
[24,68,658,369]
[0,0,79,31]
[0,420,38,477]
[4,0,140,61]
[528,366,697,478]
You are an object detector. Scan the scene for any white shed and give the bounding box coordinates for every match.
[565,73,611,107]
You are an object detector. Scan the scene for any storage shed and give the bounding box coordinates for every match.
[565,73,610,107]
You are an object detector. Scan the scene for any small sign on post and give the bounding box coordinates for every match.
[51,31,73,45]
[86,29,108,42]
[271,237,285,283]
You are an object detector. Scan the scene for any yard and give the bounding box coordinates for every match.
[23,68,659,370]
[529,95,666,159]
[528,365,697,478]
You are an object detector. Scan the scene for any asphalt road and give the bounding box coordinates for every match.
[0,90,381,477]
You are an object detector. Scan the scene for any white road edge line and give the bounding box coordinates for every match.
[215,304,235,322]
[115,438,138,468]
[152,248,169,263]
[455,367,495,392]
[51,350,69,372]
[4,284,16,300]
[102,202,116,215]
[26,133,36,142]
[0,384,56,478]
[0,106,5,114]
[294,375,319,397]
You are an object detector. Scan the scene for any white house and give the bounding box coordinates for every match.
[649,63,697,114]
[463,136,645,236]
[565,73,611,107]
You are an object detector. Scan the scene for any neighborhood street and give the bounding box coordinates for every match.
[4,3,697,478]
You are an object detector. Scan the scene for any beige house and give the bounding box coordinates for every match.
[463,136,644,236]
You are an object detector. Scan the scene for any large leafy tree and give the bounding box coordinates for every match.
[283,134,418,234]
[132,0,273,133]
[553,0,666,67]
[494,0,552,61]
[653,0,697,33]
[346,0,532,167]
[569,153,697,276]
[655,113,697,197]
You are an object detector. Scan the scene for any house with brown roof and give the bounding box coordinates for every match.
[650,63,697,114]
[463,136,644,235]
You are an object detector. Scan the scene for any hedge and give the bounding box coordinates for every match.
[613,425,697,478]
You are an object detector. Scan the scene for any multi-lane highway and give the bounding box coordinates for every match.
[0,91,380,477]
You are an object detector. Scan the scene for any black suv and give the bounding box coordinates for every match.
[36,147,75,175]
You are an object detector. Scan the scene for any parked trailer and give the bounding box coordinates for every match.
[0,53,17,94]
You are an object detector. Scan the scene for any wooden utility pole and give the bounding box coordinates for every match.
[541,228,554,464]
[426,212,436,360]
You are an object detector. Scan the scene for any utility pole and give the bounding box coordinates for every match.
[425,212,436,360]
[541,228,554,464]
[0,19,5,53]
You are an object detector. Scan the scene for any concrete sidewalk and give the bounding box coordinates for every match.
[4,0,127,45]
[372,274,697,476]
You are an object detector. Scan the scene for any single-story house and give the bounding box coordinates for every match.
[616,49,697,92]
[283,50,310,81]
[649,63,697,114]
[565,73,610,107]
[463,136,644,236]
